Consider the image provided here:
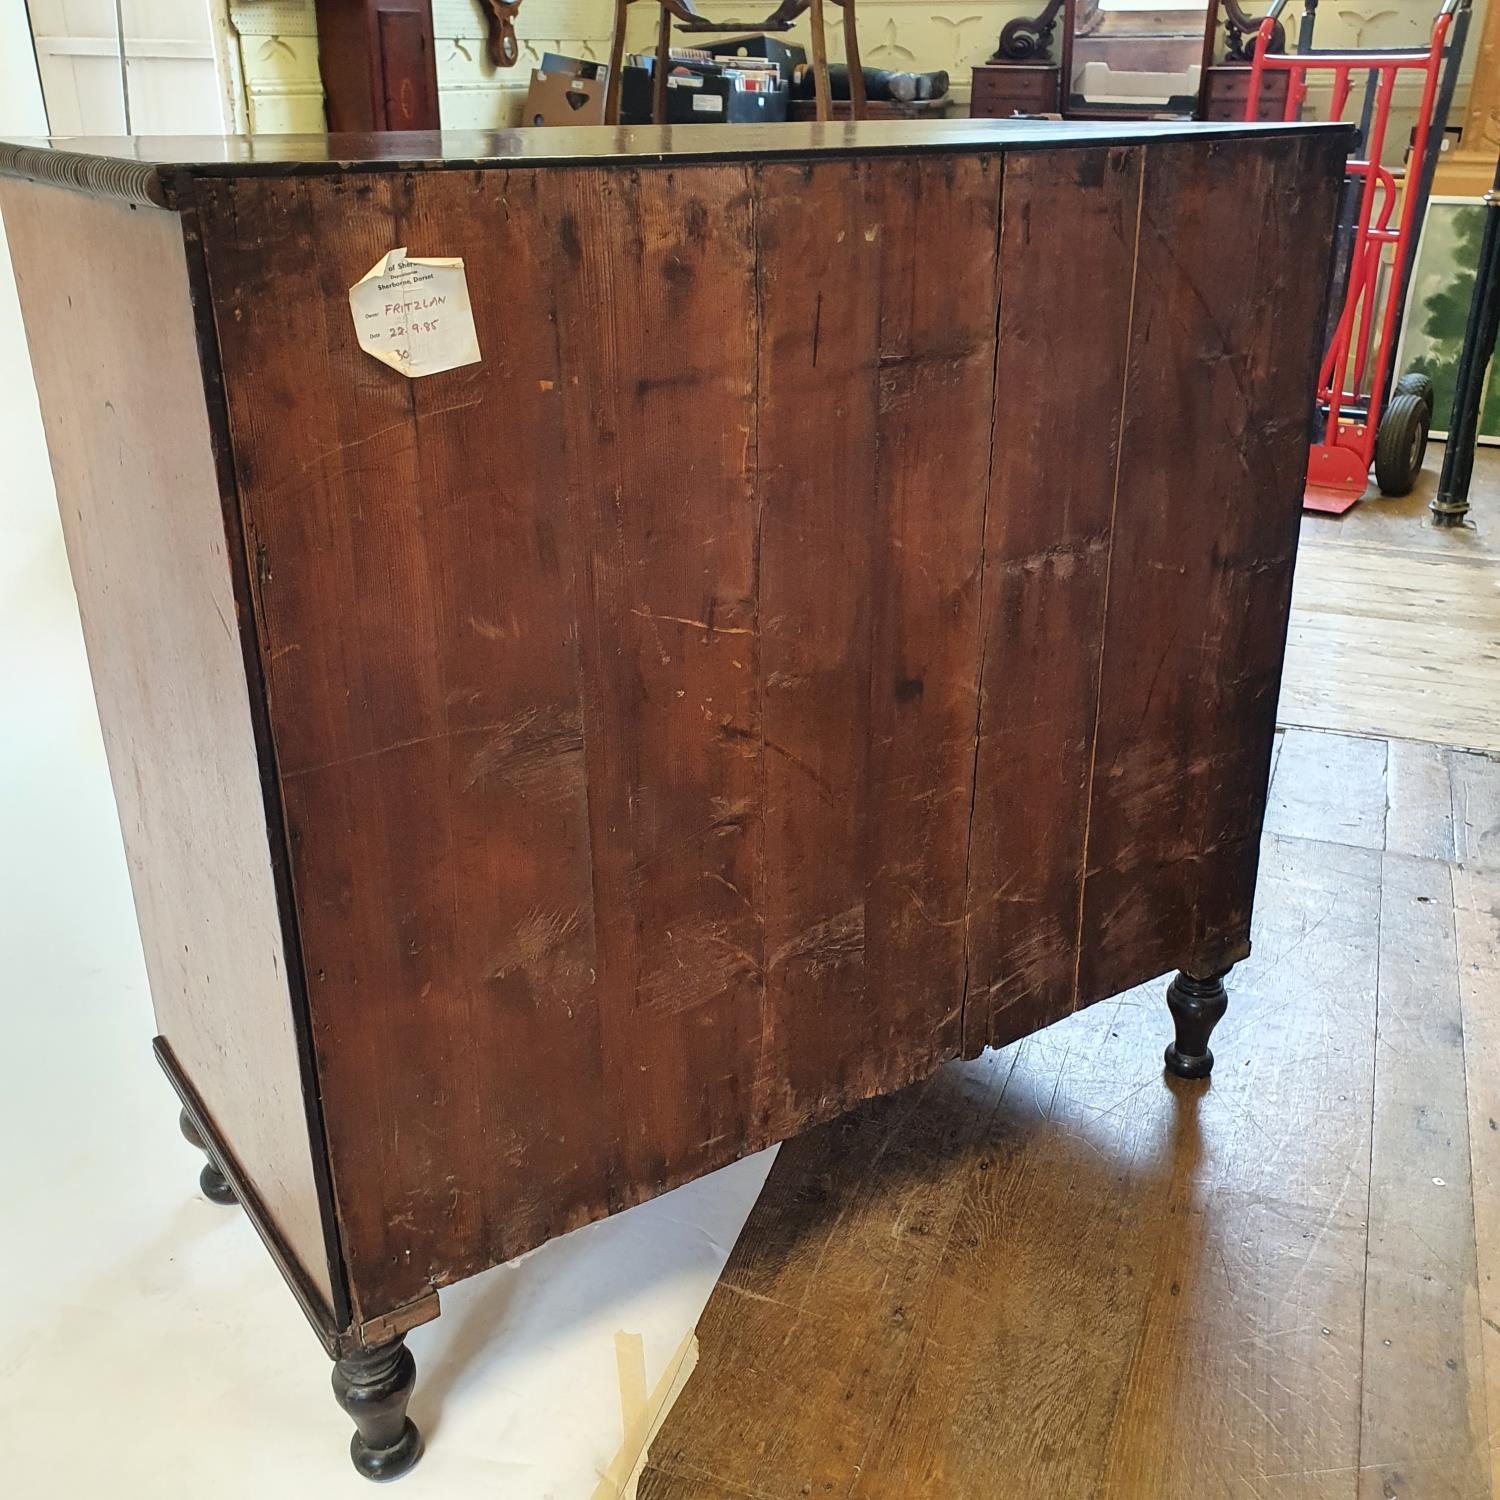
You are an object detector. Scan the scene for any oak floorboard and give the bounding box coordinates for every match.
[1385,739,1458,862]
[1265,728,1388,852]
[1357,853,1486,1500]
[1453,741,1500,1500]
[1281,453,1500,754]
[1453,751,1500,873]
[1454,863,1500,1500]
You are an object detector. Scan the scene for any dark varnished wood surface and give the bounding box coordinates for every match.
[186,133,1346,1323]
[1076,135,1337,999]
[0,119,1350,207]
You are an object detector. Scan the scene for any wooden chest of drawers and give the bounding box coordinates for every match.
[969,62,1062,118]
[0,118,1349,1477]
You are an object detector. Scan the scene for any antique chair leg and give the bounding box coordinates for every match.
[652,4,672,125]
[333,1338,424,1481]
[808,0,834,121]
[1163,968,1230,1079]
[603,0,630,124]
[840,0,868,118]
[178,1108,237,1205]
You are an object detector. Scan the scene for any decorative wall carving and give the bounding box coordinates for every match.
[994,0,1063,60]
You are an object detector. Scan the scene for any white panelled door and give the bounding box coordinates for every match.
[29,0,239,135]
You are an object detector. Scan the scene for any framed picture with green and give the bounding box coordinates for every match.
[1396,194,1500,445]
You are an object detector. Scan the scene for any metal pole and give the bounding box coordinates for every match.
[1298,0,1319,54]
[113,0,131,135]
[1431,160,1500,526]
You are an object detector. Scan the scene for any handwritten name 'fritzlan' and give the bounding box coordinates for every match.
[384,295,447,316]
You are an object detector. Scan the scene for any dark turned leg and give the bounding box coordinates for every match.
[1164,968,1230,1080]
[333,1338,424,1481]
[178,1108,237,1205]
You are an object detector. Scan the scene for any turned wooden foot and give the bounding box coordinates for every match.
[333,1338,424,1481]
[1164,968,1230,1079]
[178,1108,237,1205]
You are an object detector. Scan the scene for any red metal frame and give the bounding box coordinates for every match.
[1245,3,1457,513]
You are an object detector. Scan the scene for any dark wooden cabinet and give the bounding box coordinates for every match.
[316,0,440,132]
[0,118,1349,1478]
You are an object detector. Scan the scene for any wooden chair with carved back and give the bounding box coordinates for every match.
[603,0,867,125]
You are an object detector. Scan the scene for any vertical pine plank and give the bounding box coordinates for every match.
[1357,853,1487,1498]
[1079,134,1346,999]
[750,158,884,1130]
[863,153,1000,1076]
[965,144,1143,1053]
[548,163,766,1196]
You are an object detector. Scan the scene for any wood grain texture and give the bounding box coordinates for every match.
[1265,728,1389,852]
[316,0,441,134]
[752,153,1000,1130]
[1384,738,1456,862]
[641,1059,1014,1500]
[0,181,334,1310]
[195,153,1020,1316]
[1453,751,1500,872]
[1454,857,1500,1500]
[965,144,1142,1052]
[641,738,1500,1499]
[1358,853,1486,1500]
[180,134,1345,1324]
[1281,456,1500,758]
[198,167,616,1317]
[1079,133,1346,996]
[642,830,1388,1500]
[547,161,765,1198]
[860,156,998,1086]
[752,155,882,1131]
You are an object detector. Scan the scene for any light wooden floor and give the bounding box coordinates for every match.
[639,457,1500,1500]
[1282,451,1500,752]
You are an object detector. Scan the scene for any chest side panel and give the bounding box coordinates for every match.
[1,180,335,1315]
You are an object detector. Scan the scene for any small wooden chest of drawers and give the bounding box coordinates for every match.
[970,62,1062,117]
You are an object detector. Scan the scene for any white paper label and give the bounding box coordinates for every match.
[691,93,723,113]
[348,247,481,379]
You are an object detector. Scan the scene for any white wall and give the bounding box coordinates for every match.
[5,0,233,653]
[0,7,60,629]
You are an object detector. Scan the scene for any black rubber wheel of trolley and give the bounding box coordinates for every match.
[1393,371,1436,412]
[1374,392,1431,497]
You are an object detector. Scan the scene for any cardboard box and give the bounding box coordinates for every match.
[523,59,607,126]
